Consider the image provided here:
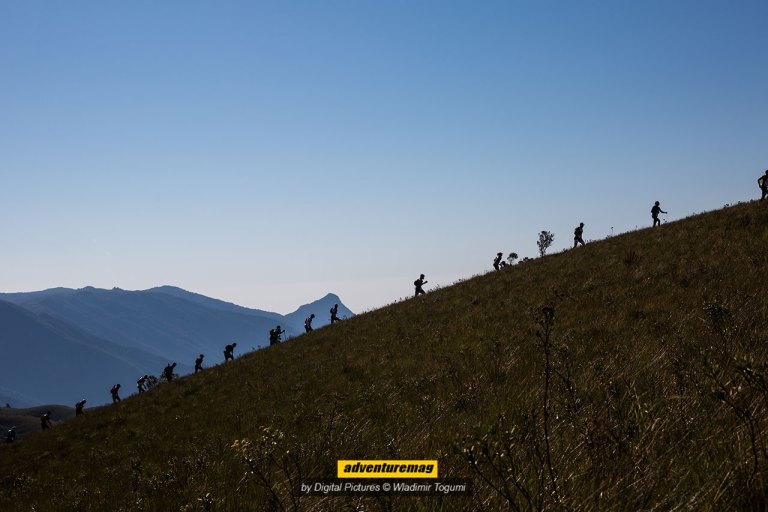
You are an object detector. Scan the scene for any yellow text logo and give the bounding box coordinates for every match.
[337,460,438,478]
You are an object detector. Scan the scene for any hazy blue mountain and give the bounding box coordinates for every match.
[284,293,356,332]
[145,286,284,321]
[0,300,165,406]
[0,287,76,304]
[0,287,354,406]
[8,287,287,363]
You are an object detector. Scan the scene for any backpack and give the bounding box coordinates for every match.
[759,176,766,189]
[414,279,420,286]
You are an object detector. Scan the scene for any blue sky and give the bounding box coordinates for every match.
[1,1,766,313]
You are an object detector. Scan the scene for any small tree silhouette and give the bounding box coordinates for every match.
[507,252,519,265]
[537,231,555,257]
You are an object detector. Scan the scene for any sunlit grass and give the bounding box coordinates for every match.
[2,202,768,510]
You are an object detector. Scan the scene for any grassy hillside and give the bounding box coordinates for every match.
[2,202,768,511]
[0,405,74,438]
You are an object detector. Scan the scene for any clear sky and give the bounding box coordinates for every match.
[1,1,766,313]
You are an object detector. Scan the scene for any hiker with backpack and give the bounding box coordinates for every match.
[269,325,285,346]
[163,362,177,382]
[41,411,52,430]
[5,426,16,443]
[759,170,768,201]
[75,399,86,416]
[137,375,149,393]
[330,304,341,324]
[493,252,503,270]
[110,384,121,403]
[414,274,427,297]
[651,201,667,227]
[305,314,315,333]
[224,342,237,362]
[195,354,204,373]
[573,223,585,248]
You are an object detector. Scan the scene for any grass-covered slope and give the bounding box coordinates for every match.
[0,405,74,438]
[2,202,768,511]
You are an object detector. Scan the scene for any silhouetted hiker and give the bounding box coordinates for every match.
[330,304,341,324]
[651,201,667,227]
[305,314,315,333]
[110,384,122,403]
[759,170,768,201]
[41,411,52,430]
[493,252,503,270]
[5,426,16,443]
[224,342,237,362]
[414,274,427,297]
[75,399,86,416]
[269,325,285,346]
[573,223,585,248]
[163,362,177,382]
[195,354,204,373]
[137,375,149,393]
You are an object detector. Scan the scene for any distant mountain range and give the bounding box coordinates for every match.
[0,286,354,406]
